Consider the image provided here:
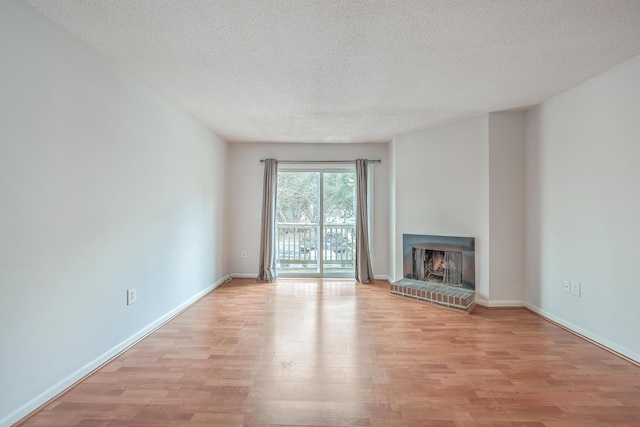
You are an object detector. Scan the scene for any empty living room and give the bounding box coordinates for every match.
[1,1,639,426]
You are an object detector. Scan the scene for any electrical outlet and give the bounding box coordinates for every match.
[382,251,388,259]
[241,250,247,258]
[570,281,581,297]
[563,280,570,293]
[256,211,261,219]
[127,288,137,305]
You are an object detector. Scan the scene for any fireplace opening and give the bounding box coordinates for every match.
[403,234,475,291]
[412,248,462,286]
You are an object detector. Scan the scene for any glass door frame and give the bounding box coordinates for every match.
[276,165,359,279]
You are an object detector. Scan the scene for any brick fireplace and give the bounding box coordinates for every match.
[390,234,476,313]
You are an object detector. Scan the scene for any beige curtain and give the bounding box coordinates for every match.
[355,158,374,283]
[257,159,277,282]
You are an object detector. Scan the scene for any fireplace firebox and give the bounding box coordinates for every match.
[403,234,475,291]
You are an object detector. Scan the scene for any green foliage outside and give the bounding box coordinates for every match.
[276,171,355,224]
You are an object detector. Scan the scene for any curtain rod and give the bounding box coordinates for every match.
[259,159,381,164]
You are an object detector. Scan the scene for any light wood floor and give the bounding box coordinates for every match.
[20,279,640,426]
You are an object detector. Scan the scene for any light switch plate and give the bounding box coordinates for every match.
[127,288,137,305]
[570,281,581,296]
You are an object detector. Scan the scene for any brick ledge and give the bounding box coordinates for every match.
[390,278,476,314]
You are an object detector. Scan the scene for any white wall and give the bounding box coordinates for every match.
[525,54,640,362]
[0,1,228,425]
[226,142,390,278]
[488,112,525,305]
[392,116,491,301]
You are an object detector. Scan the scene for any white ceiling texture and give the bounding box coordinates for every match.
[24,0,640,143]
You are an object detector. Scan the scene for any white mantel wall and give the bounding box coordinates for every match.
[488,112,525,305]
[0,2,228,425]
[390,113,526,305]
[226,142,390,279]
[391,116,491,301]
[525,54,640,361]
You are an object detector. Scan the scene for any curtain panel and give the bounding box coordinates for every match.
[355,158,375,283]
[257,159,278,282]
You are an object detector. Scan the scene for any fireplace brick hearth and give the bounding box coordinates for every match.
[390,278,476,313]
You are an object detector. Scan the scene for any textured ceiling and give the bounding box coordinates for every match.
[24,0,640,143]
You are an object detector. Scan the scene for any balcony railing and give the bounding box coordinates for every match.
[276,223,356,274]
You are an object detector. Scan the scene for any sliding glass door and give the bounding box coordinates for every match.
[276,169,356,277]
[276,171,321,274]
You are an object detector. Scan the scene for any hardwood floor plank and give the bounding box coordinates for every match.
[17,278,640,426]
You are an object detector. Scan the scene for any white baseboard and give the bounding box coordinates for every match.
[2,276,228,427]
[476,299,524,308]
[525,303,639,364]
[374,275,389,281]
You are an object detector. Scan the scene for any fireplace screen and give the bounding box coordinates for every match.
[412,248,462,285]
[403,234,475,290]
